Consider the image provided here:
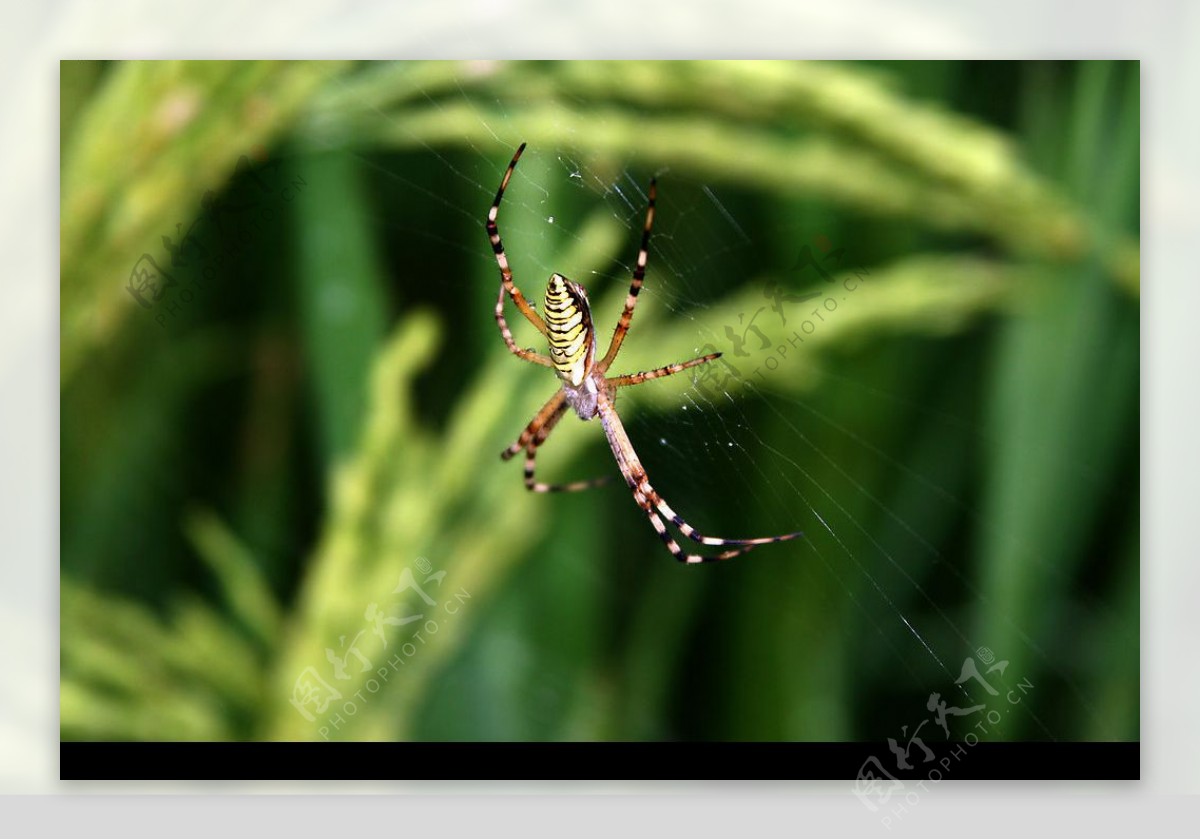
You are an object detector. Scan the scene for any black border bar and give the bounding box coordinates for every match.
[61,741,1139,781]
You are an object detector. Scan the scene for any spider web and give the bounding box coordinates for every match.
[306,63,1122,743]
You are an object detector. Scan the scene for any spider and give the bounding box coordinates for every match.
[489,143,800,563]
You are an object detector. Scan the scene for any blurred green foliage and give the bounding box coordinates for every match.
[61,60,1138,743]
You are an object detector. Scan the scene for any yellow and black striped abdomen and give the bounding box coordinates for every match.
[544,273,595,387]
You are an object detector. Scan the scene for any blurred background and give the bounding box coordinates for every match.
[60,60,1138,743]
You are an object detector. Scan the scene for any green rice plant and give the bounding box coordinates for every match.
[60,60,1139,744]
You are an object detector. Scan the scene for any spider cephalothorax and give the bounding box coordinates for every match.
[488,142,800,563]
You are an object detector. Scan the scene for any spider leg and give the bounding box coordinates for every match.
[595,389,800,563]
[610,354,795,546]
[607,352,721,388]
[596,177,656,373]
[501,390,612,492]
[500,391,565,461]
[524,438,613,493]
[653,493,800,548]
[496,284,553,367]
[489,143,552,366]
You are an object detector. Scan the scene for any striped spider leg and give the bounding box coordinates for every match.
[489,143,801,563]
